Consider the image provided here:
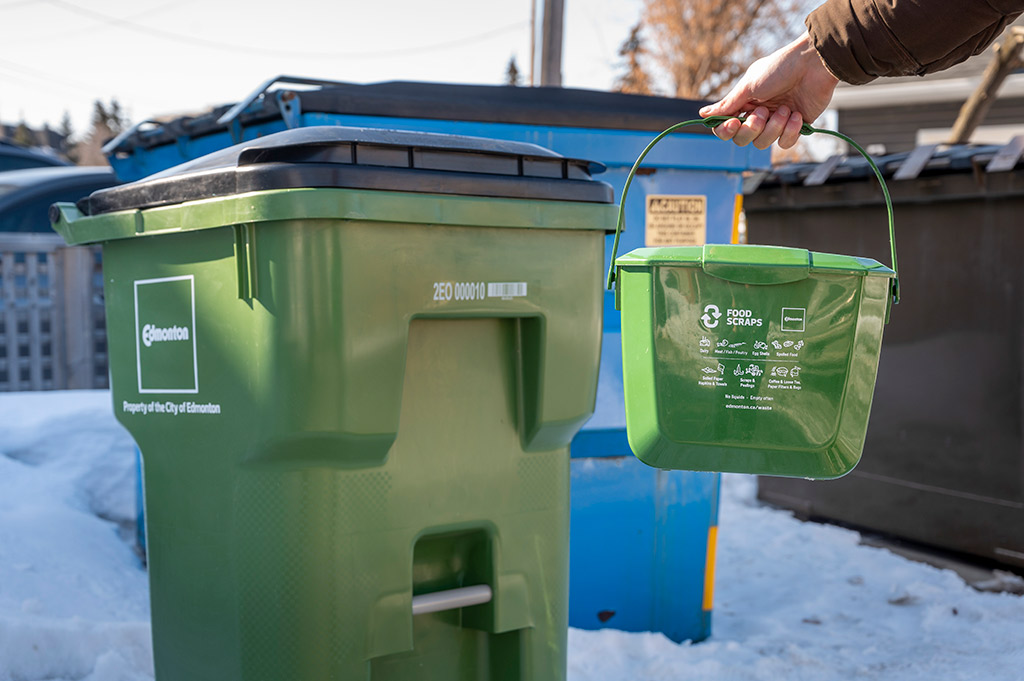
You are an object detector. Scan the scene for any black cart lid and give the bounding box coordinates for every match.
[81,126,613,215]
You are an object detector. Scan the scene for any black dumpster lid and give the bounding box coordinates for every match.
[757,143,1008,188]
[80,126,613,215]
[106,80,710,155]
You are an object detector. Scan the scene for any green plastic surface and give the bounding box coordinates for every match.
[53,187,615,681]
[616,243,894,479]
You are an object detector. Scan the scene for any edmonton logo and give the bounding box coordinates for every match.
[141,324,190,348]
[134,274,198,394]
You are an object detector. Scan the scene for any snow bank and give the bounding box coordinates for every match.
[569,475,1024,680]
[0,392,151,681]
[1,391,1022,681]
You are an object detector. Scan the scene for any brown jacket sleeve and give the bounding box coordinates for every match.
[807,0,1024,84]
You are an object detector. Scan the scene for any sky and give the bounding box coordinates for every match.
[0,0,647,134]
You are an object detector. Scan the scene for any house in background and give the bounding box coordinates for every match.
[0,123,69,168]
[0,139,68,171]
[830,20,1024,155]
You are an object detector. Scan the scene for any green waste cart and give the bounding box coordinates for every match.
[51,126,616,681]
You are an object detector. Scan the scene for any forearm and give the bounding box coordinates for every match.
[807,0,1024,85]
[788,31,841,88]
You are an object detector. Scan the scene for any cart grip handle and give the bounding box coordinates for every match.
[606,116,900,306]
[411,585,492,616]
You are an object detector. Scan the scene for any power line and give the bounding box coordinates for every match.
[0,0,38,9]
[41,0,527,59]
[6,0,186,46]
[366,21,530,58]
[0,58,164,128]
[0,56,101,97]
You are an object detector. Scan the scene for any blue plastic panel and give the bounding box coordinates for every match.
[569,457,720,643]
[110,120,289,182]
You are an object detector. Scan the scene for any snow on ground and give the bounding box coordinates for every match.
[0,392,151,681]
[570,474,1024,680]
[1,391,1022,681]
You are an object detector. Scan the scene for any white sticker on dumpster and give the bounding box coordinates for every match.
[645,195,707,247]
[134,275,199,394]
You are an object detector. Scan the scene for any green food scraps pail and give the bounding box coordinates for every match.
[609,118,899,479]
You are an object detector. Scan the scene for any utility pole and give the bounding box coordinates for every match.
[530,0,564,87]
[530,0,536,84]
[948,27,1024,144]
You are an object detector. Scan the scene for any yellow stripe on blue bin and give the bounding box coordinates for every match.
[730,194,743,245]
[703,525,718,611]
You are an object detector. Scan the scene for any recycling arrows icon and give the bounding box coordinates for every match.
[701,304,722,329]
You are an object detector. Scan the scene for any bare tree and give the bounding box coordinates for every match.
[615,22,655,95]
[642,0,805,100]
[13,120,35,148]
[58,111,78,164]
[75,98,129,166]
[506,56,521,86]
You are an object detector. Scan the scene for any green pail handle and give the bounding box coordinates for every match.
[606,116,900,305]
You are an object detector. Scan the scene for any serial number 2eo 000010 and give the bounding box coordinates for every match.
[432,281,486,302]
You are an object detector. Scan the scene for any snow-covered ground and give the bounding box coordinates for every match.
[1,391,1022,681]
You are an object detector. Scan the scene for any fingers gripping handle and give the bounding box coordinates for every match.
[605,116,900,306]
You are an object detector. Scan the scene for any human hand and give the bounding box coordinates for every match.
[699,31,840,149]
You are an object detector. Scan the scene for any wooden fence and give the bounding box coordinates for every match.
[0,233,107,391]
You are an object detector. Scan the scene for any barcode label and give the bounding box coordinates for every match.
[487,282,528,299]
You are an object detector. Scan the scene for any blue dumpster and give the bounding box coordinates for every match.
[109,78,769,643]
[569,455,720,642]
[569,339,723,643]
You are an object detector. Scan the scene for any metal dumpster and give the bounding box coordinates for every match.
[745,143,1024,568]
